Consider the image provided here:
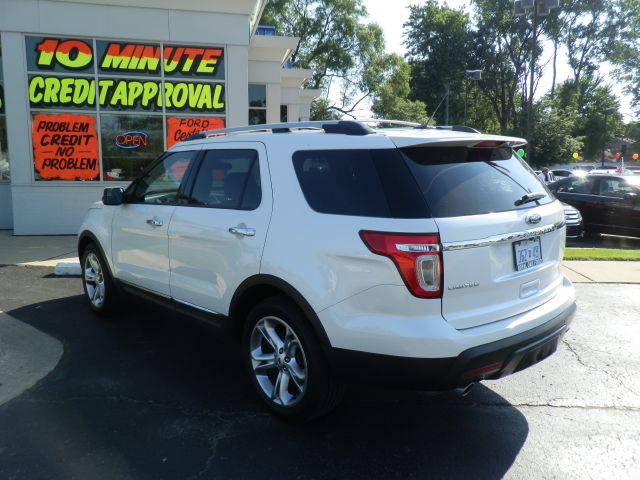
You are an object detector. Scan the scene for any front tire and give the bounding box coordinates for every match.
[242,297,344,421]
[81,242,120,315]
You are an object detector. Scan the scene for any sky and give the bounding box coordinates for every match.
[361,0,636,121]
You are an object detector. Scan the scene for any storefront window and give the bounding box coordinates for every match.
[249,84,266,125]
[100,114,164,181]
[0,41,10,181]
[25,35,226,182]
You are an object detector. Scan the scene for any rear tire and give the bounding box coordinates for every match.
[242,296,344,421]
[81,242,120,315]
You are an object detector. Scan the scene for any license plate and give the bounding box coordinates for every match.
[513,237,542,271]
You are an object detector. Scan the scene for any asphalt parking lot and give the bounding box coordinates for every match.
[0,265,639,480]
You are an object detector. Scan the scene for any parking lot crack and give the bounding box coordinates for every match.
[562,339,640,397]
[476,400,640,412]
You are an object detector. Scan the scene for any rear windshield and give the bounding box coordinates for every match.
[401,146,554,217]
[292,149,429,218]
[293,146,552,219]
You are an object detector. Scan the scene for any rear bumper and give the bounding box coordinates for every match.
[327,300,576,390]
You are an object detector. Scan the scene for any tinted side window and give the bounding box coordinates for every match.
[402,147,554,218]
[292,149,429,218]
[556,178,594,194]
[189,149,261,210]
[130,150,195,204]
[596,178,634,198]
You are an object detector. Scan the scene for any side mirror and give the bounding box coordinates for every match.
[624,192,638,203]
[102,187,124,206]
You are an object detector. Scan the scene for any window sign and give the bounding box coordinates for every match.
[32,113,99,181]
[166,117,224,149]
[25,36,227,181]
[162,44,225,79]
[26,37,227,114]
[96,41,162,77]
[26,37,95,73]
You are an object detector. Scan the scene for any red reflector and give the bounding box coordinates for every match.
[462,362,503,380]
[359,231,442,299]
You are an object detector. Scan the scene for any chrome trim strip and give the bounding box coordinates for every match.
[396,244,441,253]
[442,221,566,251]
[173,298,220,315]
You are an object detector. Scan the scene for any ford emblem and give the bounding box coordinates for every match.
[526,213,542,225]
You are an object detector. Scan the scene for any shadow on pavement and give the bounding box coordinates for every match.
[0,293,529,480]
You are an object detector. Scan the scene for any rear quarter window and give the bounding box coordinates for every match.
[292,149,430,218]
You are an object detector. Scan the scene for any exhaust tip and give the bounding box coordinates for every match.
[455,382,475,397]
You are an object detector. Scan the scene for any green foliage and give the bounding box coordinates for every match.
[370,55,428,124]
[310,97,342,121]
[609,0,640,113]
[531,98,583,167]
[404,1,473,125]
[561,78,622,160]
[263,0,373,90]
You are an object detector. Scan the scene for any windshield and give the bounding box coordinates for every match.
[401,146,555,218]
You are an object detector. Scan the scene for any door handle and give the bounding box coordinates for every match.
[146,217,163,227]
[229,227,256,237]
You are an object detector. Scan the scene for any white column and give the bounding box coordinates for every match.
[1,32,31,186]
[288,104,301,123]
[225,45,249,127]
[266,83,281,124]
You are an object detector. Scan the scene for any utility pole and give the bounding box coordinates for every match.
[444,83,450,126]
[601,107,616,168]
[464,70,482,124]
[514,1,559,161]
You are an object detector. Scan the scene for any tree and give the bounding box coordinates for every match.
[558,0,617,87]
[370,55,428,124]
[310,97,342,120]
[609,0,640,113]
[262,0,388,115]
[531,97,583,167]
[404,1,473,126]
[552,77,623,161]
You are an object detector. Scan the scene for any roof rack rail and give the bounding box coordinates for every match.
[183,120,374,141]
[181,119,481,143]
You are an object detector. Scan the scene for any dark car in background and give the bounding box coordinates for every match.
[549,175,640,238]
[562,203,583,238]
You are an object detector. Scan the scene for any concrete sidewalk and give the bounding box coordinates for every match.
[1,230,639,283]
[0,230,77,267]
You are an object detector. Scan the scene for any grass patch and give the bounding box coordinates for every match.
[564,248,640,261]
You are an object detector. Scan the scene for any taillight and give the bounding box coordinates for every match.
[359,231,442,298]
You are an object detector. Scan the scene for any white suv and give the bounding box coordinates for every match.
[78,120,576,420]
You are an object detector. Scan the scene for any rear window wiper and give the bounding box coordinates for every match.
[514,192,546,206]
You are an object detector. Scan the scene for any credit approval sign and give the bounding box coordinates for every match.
[26,37,226,113]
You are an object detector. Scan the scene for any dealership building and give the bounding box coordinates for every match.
[0,0,318,234]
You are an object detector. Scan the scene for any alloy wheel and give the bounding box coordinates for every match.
[249,316,308,407]
[84,252,105,309]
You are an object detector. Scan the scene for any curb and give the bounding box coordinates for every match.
[54,261,82,276]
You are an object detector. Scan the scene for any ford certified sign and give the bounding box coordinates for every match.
[115,131,148,150]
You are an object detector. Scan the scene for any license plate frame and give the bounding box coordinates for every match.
[513,237,543,271]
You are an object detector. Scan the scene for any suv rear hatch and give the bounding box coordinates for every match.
[393,135,565,330]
